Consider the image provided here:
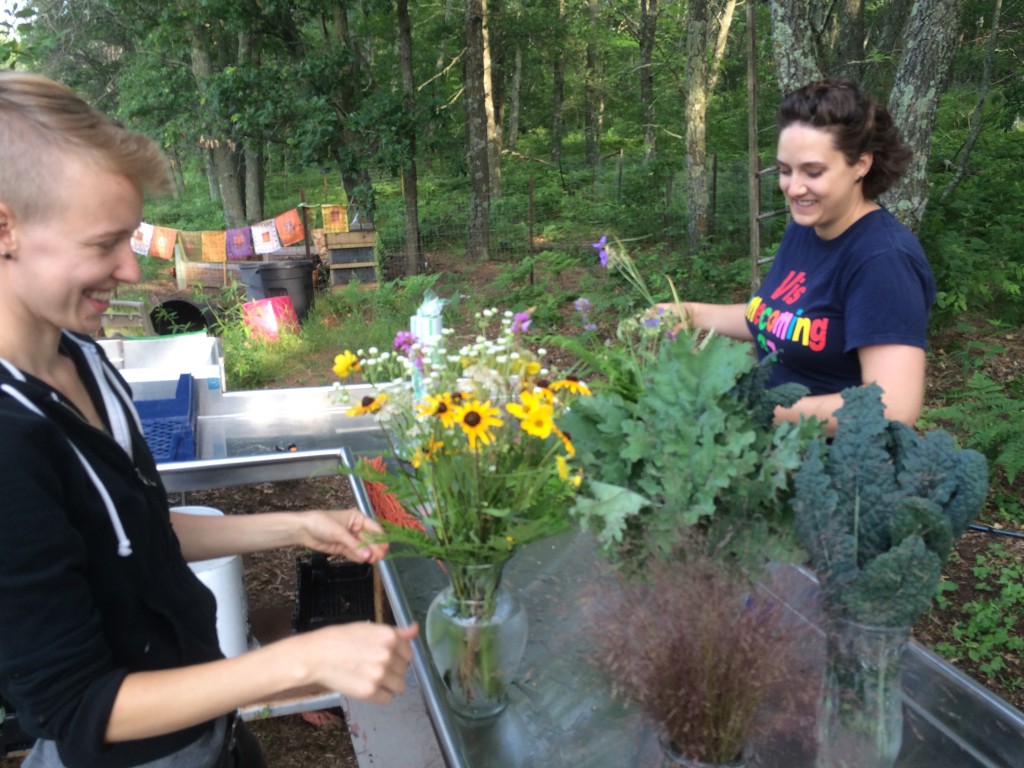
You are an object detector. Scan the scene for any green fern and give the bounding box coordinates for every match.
[927,372,1024,483]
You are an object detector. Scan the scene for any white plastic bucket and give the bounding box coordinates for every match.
[171,505,251,658]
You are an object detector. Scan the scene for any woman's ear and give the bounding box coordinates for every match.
[855,151,874,181]
[0,202,16,255]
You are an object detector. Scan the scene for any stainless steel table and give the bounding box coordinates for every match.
[344,449,1024,768]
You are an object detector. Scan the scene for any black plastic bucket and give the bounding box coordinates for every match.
[150,299,217,335]
[257,261,316,322]
[238,262,266,301]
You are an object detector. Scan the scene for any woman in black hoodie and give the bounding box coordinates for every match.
[0,72,417,768]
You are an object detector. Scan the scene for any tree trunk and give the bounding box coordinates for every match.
[882,0,964,231]
[507,43,522,151]
[640,0,658,162]
[244,142,264,223]
[397,0,423,276]
[835,0,866,79]
[188,28,246,227]
[769,0,822,93]
[584,0,601,169]
[708,0,737,94]
[466,0,491,260]
[332,2,375,228]
[550,0,566,168]
[941,0,1001,201]
[685,0,710,251]
[481,0,501,197]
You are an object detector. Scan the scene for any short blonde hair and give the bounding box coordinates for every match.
[0,72,171,223]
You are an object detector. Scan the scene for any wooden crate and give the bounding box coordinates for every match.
[328,229,378,288]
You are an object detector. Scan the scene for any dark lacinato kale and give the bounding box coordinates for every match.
[793,384,989,627]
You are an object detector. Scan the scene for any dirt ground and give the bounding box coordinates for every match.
[3,253,1021,767]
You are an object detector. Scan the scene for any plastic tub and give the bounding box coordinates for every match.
[171,505,251,658]
[149,299,217,335]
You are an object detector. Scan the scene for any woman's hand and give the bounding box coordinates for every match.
[297,622,419,704]
[297,508,390,563]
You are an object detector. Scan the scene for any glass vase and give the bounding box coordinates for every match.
[660,735,753,768]
[425,560,528,719]
[816,618,910,768]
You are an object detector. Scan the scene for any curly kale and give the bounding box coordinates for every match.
[565,332,819,569]
[793,384,989,627]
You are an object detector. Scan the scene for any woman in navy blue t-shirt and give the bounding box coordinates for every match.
[663,78,936,434]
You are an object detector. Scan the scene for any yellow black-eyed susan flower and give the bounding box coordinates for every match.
[417,393,459,429]
[554,425,576,458]
[454,399,503,451]
[332,350,361,378]
[556,454,583,488]
[550,374,591,396]
[506,390,555,439]
[346,393,387,416]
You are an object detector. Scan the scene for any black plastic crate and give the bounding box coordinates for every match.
[292,553,376,632]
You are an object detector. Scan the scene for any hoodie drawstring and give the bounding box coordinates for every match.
[0,361,134,558]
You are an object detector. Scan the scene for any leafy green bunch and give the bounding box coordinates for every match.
[563,329,820,570]
[793,385,989,627]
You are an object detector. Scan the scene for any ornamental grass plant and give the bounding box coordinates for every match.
[591,533,818,765]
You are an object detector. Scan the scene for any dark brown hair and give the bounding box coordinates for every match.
[777,78,912,200]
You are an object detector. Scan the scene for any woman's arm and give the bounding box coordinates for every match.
[106,622,418,742]
[169,507,389,563]
[654,302,754,341]
[774,344,927,435]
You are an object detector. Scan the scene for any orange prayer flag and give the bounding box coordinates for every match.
[177,231,204,262]
[148,226,177,261]
[274,208,306,246]
[201,231,228,263]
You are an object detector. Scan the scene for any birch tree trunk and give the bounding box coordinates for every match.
[481,0,501,197]
[685,0,710,250]
[882,0,964,231]
[708,0,737,93]
[466,0,491,260]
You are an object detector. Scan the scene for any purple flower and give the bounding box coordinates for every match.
[592,236,609,268]
[642,317,660,328]
[393,330,418,355]
[511,311,532,334]
[573,297,591,313]
[583,322,598,332]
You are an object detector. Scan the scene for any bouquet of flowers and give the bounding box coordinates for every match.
[332,307,589,570]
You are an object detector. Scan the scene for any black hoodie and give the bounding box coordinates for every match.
[0,332,222,767]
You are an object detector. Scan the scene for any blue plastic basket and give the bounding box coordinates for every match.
[136,374,197,463]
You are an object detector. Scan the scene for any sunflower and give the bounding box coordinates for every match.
[453,399,503,451]
[550,375,591,396]
[417,393,459,429]
[346,393,387,416]
[332,350,362,378]
[506,390,555,439]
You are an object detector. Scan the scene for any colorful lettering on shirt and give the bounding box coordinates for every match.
[746,296,829,352]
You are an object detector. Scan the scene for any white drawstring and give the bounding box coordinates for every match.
[1,372,134,558]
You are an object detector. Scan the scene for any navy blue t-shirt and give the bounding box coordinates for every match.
[745,208,936,396]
